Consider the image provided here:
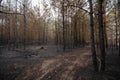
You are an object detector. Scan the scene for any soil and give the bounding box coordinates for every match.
[0,45,120,80]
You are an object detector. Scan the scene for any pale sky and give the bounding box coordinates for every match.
[1,0,56,18]
[32,0,57,18]
[32,0,39,6]
[31,0,51,10]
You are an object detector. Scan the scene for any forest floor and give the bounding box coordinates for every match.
[0,45,120,80]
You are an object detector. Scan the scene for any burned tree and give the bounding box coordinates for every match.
[88,0,98,72]
[98,0,106,71]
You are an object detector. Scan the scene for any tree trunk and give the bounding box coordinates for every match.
[15,0,18,48]
[118,1,120,56]
[23,4,26,50]
[88,0,98,72]
[62,0,65,51]
[114,3,118,49]
[0,1,2,54]
[98,0,106,71]
[8,0,11,50]
[103,2,108,49]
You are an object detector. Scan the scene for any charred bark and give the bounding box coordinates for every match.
[88,0,99,72]
[98,0,106,71]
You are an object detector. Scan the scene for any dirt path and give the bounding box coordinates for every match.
[15,47,93,80]
[1,46,119,80]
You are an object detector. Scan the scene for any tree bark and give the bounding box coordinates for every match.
[62,0,66,51]
[0,1,2,54]
[98,0,106,71]
[118,1,120,56]
[88,0,98,72]
[23,4,26,50]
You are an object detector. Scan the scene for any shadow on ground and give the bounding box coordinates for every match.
[0,46,120,80]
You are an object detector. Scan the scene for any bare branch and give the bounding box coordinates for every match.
[65,4,90,14]
[0,11,23,15]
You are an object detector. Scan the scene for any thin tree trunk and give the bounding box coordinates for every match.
[103,2,108,49]
[62,0,65,51]
[118,1,120,56]
[81,17,84,47]
[15,0,18,48]
[8,0,11,50]
[43,19,46,44]
[98,0,106,71]
[0,1,2,54]
[70,9,73,49]
[115,4,118,49]
[88,0,98,72]
[23,4,26,50]
[73,14,77,47]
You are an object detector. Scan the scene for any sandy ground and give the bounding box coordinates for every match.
[15,47,93,80]
[0,45,120,80]
[0,45,59,80]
